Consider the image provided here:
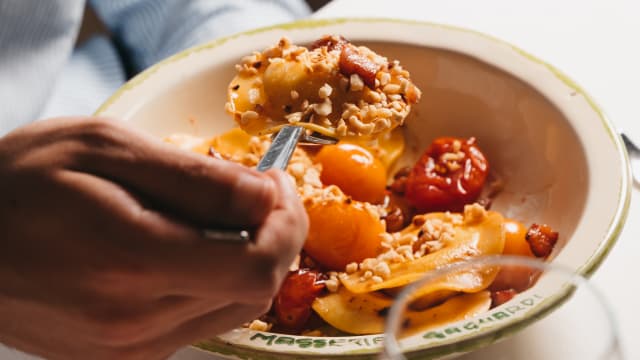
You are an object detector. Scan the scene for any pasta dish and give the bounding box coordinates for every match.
[165,35,559,337]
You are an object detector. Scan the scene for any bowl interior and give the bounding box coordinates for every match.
[96,19,628,358]
[126,41,588,249]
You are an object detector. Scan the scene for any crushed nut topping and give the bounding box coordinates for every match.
[343,211,459,284]
[464,203,488,225]
[227,35,421,138]
[248,319,272,332]
[325,274,341,293]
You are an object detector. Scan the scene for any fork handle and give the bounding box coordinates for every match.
[621,132,640,189]
[256,126,303,172]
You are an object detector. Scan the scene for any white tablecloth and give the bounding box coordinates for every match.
[2,1,638,359]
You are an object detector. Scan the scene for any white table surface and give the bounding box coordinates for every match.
[2,1,638,359]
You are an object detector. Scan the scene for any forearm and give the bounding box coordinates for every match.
[89,0,310,74]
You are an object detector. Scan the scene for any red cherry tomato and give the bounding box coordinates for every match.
[491,289,518,308]
[405,137,489,213]
[274,269,325,331]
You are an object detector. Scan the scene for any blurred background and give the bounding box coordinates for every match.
[77,0,333,45]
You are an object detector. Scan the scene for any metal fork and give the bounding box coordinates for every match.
[203,125,338,242]
[621,132,640,189]
[257,126,336,171]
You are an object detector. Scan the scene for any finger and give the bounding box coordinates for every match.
[158,170,308,300]
[59,158,305,303]
[254,169,309,272]
[65,118,276,227]
[43,171,281,349]
[46,170,213,301]
[266,169,309,239]
[52,170,280,303]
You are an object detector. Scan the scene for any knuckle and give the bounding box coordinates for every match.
[86,262,153,298]
[90,269,133,295]
[61,119,125,167]
[79,122,121,149]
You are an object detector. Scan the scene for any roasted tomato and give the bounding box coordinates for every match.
[315,143,387,204]
[382,204,406,233]
[274,269,326,331]
[339,45,380,88]
[526,223,559,258]
[304,197,384,270]
[490,219,539,292]
[405,137,488,213]
[491,289,518,308]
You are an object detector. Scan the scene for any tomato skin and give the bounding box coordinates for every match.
[491,289,518,308]
[304,199,383,270]
[525,223,559,258]
[315,143,387,204]
[405,137,488,213]
[274,269,326,331]
[502,220,535,258]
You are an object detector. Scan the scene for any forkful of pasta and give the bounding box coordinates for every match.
[200,35,421,242]
[225,35,421,171]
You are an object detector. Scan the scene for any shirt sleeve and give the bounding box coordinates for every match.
[0,0,85,133]
[89,0,311,74]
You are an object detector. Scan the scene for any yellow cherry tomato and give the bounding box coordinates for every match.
[490,219,538,292]
[502,219,534,257]
[315,143,387,204]
[304,199,383,271]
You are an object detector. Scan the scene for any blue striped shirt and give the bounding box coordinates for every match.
[0,0,310,135]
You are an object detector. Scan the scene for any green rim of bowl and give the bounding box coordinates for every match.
[94,17,632,359]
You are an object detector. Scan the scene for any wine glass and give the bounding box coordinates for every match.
[381,255,624,360]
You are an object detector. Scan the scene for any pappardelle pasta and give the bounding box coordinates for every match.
[166,35,559,337]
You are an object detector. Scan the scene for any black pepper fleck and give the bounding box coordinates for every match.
[377,307,390,317]
[402,318,411,329]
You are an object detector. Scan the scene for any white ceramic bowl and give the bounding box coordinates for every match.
[96,18,632,359]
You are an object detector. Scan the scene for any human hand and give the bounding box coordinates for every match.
[0,117,308,360]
